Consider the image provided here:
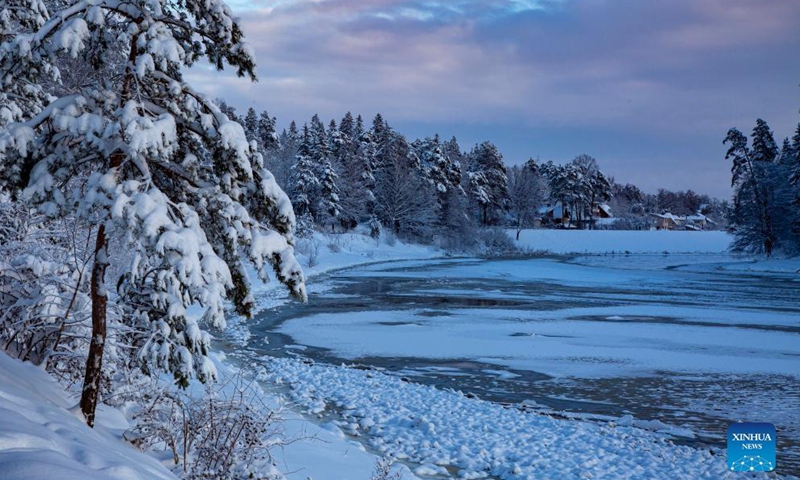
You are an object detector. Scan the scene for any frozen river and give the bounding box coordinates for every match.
[243,254,800,476]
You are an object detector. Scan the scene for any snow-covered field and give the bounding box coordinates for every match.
[510,229,733,254]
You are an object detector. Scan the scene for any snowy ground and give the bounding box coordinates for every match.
[510,229,733,254]
[210,352,417,480]
[0,353,176,480]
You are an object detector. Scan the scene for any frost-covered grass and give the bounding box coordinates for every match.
[510,229,733,254]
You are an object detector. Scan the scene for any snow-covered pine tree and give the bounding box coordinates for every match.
[413,135,464,233]
[309,114,329,162]
[790,124,800,186]
[725,119,780,256]
[262,124,294,192]
[305,114,337,226]
[541,161,581,227]
[374,129,437,239]
[243,107,258,141]
[215,99,239,122]
[571,154,612,229]
[354,114,365,139]
[328,119,338,139]
[319,158,341,230]
[291,125,320,236]
[0,0,306,426]
[0,0,51,128]
[355,116,378,215]
[339,112,355,143]
[258,110,279,152]
[787,125,800,250]
[415,134,462,195]
[326,112,360,229]
[466,141,509,226]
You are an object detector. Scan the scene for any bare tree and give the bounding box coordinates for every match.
[507,160,547,240]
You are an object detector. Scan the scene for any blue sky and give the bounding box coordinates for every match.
[189,0,800,198]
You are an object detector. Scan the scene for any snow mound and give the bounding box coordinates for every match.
[511,230,732,254]
[0,352,177,480]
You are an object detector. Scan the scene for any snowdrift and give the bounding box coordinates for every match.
[0,352,177,480]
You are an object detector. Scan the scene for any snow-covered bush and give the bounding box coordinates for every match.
[369,457,401,480]
[324,232,344,253]
[0,201,92,369]
[296,236,321,268]
[383,229,397,247]
[475,228,518,256]
[369,215,382,240]
[126,376,284,480]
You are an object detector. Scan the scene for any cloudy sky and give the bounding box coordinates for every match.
[189,0,800,198]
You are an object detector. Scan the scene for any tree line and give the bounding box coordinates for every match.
[217,102,730,244]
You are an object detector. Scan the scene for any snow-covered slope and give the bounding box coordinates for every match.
[510,229,732,254]
[0,352,177,480]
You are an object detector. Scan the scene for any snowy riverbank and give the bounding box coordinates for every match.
[243,235,799,479]
[214,232,445,480]
[0,231,442,480]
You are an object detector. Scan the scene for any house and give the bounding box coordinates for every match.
[537,201,570,226]
[650,213,684,230]
[686,214,716,230]
[650,212,717,231]
[594,203,613,219]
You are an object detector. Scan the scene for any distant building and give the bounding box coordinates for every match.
[650,212,717,230]
[537,201,570,226]
[686,214,716,230]
[537,202,616,228]
[595,203,613,219]
[650,213,684,230]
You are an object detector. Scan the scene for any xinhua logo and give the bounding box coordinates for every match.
[727,423,776,472]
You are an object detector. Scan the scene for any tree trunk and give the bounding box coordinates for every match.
[80,224,109,427]
[78,31,140,426]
